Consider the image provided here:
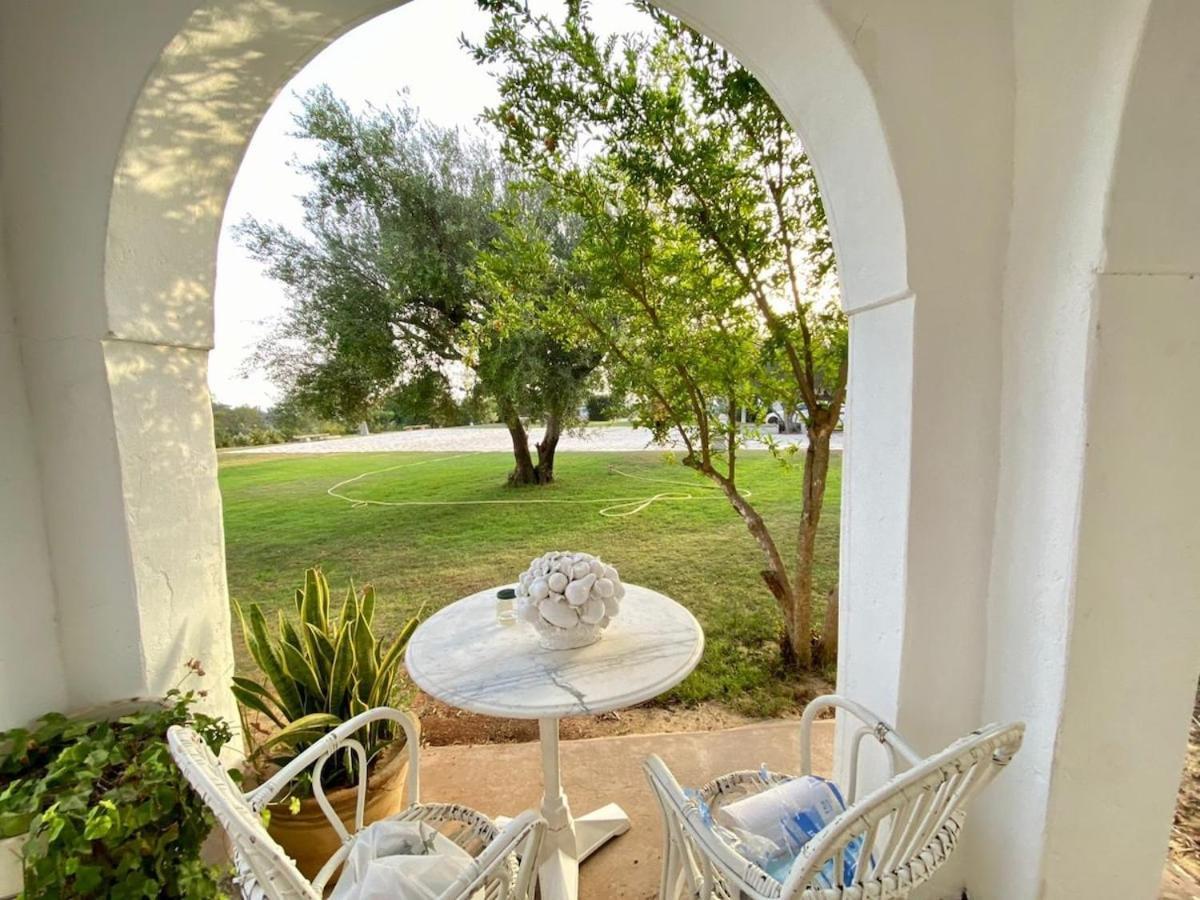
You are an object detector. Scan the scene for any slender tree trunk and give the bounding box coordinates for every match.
[699,464,797,642]
[815,585,838,668]
[535,409,562,484]
[500,399,539,486]
[793,422,834,668]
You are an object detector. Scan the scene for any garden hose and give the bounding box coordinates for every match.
[325,456,744,518]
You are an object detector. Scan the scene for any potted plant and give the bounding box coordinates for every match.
[0,682,231,898]
[233,567,419,879]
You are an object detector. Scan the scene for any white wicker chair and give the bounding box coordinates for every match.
[168,707,544,900]
[644,695,1024,899]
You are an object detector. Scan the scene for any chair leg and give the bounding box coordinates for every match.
[660,821,693,900]
[658,830,678,899]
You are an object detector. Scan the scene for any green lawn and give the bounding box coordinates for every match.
[220,450,840,717]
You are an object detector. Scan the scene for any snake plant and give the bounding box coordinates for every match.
[232,567,419,791]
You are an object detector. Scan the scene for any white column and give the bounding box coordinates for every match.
[836,293,914,785]
[0,235,67,728]
[1038,274,1200,898]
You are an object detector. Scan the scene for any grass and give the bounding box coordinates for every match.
[220,449,840,717]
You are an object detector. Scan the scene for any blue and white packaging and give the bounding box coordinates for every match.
[698,770,871,886]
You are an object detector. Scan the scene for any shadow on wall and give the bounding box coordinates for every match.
[95,0,410,718]
[106,0,401,350]
[103,340,233,694]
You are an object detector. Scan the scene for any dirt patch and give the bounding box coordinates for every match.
[410,693,776,746]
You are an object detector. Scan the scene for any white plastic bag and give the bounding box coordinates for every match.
[329,820,479,900]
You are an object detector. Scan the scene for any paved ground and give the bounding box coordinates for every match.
[231,423,844,455]
[419,719,835,900]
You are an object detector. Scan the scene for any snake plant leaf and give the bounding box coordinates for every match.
[259,713,342,752]
[361,585,376,627]
[328,623,356,714]
[279,639,323,698]
[249,604,304,720]
[305,623,335,677]
[231,683,285,727]
[233,600,258,661]
[376,616,419,685]
[352,618,378,687]
[232,675,277,701]
[368,668,396,709]
[338,582,359,629]
[278,611,304,655]
[293,588,304,616]
[317,568,331,630]
[301,568,329,635]
[235,601,275,681]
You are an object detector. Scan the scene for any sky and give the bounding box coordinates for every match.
[209,0,650,408]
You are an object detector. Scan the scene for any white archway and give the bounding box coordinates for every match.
[101,0,912,734]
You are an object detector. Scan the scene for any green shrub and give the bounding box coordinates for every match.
[585,393,625,422]
[0,687,231,898]
[234,568,419,797]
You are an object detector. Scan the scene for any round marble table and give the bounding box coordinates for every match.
[405,583,704,900]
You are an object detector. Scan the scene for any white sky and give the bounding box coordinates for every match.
[209,0,650,408]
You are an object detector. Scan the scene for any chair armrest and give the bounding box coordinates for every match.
[800,694,922,801]
[246,706,422,812]
[444,811,545,899]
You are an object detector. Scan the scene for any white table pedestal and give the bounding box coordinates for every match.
[536,718,630,900]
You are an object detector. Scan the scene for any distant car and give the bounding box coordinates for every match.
[765,405,807,434]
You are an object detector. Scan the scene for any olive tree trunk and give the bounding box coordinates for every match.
[500,399,561,486]
[535,410,562,484]
[501,399,539,486]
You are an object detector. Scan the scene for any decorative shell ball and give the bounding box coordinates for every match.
[516,551,625,649]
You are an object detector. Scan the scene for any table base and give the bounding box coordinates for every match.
[537,802,630,900]
[535,719,632,900]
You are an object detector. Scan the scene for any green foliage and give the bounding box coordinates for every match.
[212,402,284,448]
[239,87,596,469]
[585,394,625,422]
[470,0,848,665]
[376,369,500,429]
[234,568,418,794]
[0,690,232,898]
[265,395,353,441]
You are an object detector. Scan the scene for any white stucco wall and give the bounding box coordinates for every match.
[0,200,67,728]
[972,2,1152,895]
[0,0,233,714]
[972,3,1200,897]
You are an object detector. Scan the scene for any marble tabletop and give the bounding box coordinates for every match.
[405,583,704,719]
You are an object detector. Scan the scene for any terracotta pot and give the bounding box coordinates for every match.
[265,743,409,881]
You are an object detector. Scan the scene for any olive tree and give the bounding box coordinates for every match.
[241,86,595,484]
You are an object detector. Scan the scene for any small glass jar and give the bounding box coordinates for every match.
[496,587,518,626]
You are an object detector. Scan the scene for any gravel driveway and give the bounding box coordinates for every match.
[229,423,844,455]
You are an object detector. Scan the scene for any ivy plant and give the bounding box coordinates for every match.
[0,685,232,898]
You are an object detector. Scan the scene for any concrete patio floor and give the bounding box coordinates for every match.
[419,719,835,899]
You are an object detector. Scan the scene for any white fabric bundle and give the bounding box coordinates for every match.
[329,820,480,900]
